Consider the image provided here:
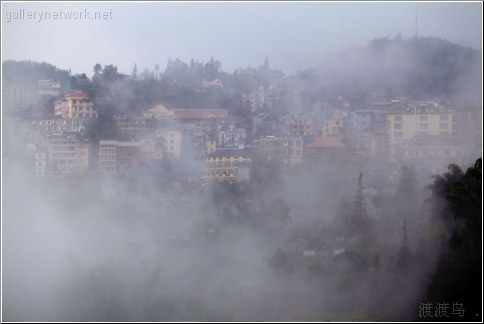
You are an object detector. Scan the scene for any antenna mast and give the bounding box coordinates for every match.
[415,4,419,38]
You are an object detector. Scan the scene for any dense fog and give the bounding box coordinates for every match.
[2,2,482,322]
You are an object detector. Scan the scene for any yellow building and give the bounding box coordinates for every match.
[140,139,164,160]
[206,137,217,155]
[156,128,183,159]
[323,110,349,136]
[202,148,253,183]
[143,104,172,118]
[76,143,90,170]
[47,133,90,176]
[55,91,97,119]
[388,106,457,161]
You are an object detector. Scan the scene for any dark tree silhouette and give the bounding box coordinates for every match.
[425,158,482,321]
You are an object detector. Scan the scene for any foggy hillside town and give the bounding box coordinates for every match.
[1,1,482,322]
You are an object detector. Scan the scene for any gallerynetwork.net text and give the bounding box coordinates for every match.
[5,9,113,22]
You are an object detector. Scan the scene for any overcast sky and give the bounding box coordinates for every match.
[2,1,482,76]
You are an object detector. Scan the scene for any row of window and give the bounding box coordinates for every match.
[53,160,77,165]
[100,149,116,154]
[51,153,76,158]
[393,122,455,131]
[32,120,86,126]
[50,146,76,151]
[402,149,457,158]
[393,115,456,122]
[394,131,453,138]
[101,161,116,167]
[206,161,240,168]
[206,171,236,177]
[73,113,97,118]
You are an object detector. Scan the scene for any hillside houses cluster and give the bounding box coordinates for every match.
[12,81,482,182]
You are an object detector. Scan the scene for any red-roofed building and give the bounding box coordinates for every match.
[305,136,348,161]
[55,91,97,119]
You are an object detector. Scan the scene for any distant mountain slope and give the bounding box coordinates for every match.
[2,60,72,92]
[298,36,482,106]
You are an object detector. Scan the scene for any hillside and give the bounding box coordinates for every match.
[296,36,482,107]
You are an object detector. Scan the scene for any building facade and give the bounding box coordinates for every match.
[55,91,97,119]
[99,140,142,174]
[202,148,253,183]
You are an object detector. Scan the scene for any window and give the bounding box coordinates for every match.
[394,123,403,130]
[419,123,429,130]
[440,115,449,121]
[440,123,449,129]
[419,115,429,121]
[393,116,403,122]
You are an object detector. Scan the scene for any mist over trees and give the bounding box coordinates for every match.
[3,35,481,119]
[2,34,482,321]
[295,36,481,108]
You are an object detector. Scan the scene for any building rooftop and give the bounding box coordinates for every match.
[206,148,255,159]
[99,140,141,147]
[64,91,89,99]
[173,109,228,119]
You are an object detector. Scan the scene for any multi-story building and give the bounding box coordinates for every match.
[387,106,457,161]
[202,148,253,183]
[347,131,388,162]
[55,91,97,119]
[280,115,314,137]
[305,136,347,161]
[288,137,304,167]
[241,93,257,114]
[114,114,157,140]
[173,108,228,124]
[455,108,482,163]
[21,117,90,143]
[350,110,387,132]
[395,135,460,163]
[3,82,38,113]
[218,122,246,148]
[323,110,349,136]
[140,139,164,160]
[156,128,183,159]
[38,79,61,97]
[47,133,90,176]
[99,140,142,174]
[143,104,172,119]
[34,151,47,178]
[258,136,303,167]
[259,136,288,161]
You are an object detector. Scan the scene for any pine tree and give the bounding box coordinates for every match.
[397,218,411,271]
[264,56,270,70]
[131,64,138,79]
[395,165,419,221]
[351,173,368,227]
[350,173,371,246]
